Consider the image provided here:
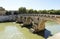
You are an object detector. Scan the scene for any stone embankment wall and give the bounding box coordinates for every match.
[0,15,16,22]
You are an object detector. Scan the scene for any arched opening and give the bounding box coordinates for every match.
[22,17,33,29]
[16,16,23,23]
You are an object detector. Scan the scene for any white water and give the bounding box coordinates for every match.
[0,26,25,39]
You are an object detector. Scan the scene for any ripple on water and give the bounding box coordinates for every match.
[0,26,26,39]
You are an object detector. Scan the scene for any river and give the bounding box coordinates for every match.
[45,21,60,39]
[0,21,60,39]
[0,22,44,39]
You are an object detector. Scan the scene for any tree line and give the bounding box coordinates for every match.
[6,7,60,15]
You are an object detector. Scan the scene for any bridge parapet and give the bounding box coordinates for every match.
[19,14,60,18]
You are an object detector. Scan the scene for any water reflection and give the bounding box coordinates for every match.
[0,26,25,39]
[45,29,52,39]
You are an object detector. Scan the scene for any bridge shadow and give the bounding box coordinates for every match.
[21,23,33,29]
[33,30,45,37]
[32,29,52,39]
[45,29,52,39]
[21,24,52,39]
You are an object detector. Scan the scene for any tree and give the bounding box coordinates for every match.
[38,10,48,14]
[54,10,60,15]
[41,10,48,14]
[14,11,18,15]
[48,9,55,14]
[19,7,27,14]
[33,10,38,13]
[38,10,42,14]
[27,9,34,13]
[18,7,60,14]
[5,11,11,15]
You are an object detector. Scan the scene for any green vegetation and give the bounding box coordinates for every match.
[18,7,60,14]
[5,7,60,15]
[19,7,27,14]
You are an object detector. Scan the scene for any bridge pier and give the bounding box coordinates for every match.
[31,19,46,32]
[16,16,46,32]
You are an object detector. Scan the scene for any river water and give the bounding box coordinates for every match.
[0,21,60,39]
[45,21,60,38]
[0,26,26,39]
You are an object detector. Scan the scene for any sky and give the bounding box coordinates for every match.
[0,0,60,10]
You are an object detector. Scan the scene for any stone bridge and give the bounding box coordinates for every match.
[16,14,60,32]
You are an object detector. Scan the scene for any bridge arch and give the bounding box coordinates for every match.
[30,17,60,32]
[16,14,60,32]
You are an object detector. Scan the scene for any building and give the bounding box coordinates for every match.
[0,7,6,15]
